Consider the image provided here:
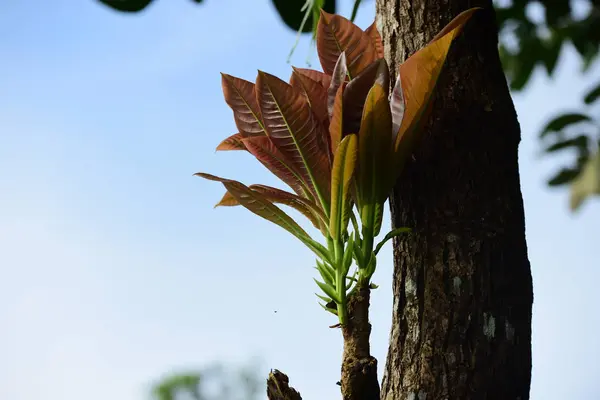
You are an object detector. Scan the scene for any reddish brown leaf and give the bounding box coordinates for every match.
[242,136,309,198]
[343,58,389,135]
[195,173,309,239]
[216,133,247,151]
[317,10,377,78]
[329,84,344,155]
[365,23,384,59]
[215,184,326,230]
[290,68,328,123]
[256,71,332,208]
[221,73,265,138]
[292,68,332,90]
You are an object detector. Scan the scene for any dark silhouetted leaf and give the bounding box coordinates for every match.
[271,0,336,33]
[544,135,589,153]
[540,113,592,137]
[584,82,600,104]
[97,0,153,12]
[547,167,581,186]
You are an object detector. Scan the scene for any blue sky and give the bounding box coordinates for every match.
[1,1,599,399]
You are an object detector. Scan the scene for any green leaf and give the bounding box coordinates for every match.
[341,234,354,277]
[540,113,592,137]
[374,227,411,255]
[329,134,358,240]
[584,82,600,105]
[314,279,341,303]
[316,260,335,285]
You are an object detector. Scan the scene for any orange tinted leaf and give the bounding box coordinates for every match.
[329,134,358,240]
[292,68,332,89]
[221,73,265,138]
[365,23,384,59]
[215,190,238,207]
[195,173,309,239]
[256,71,332,208]
[290,68,328,123]
[343,59,389,135]
[216,133,246,151]
[242,136,308,198]
[394,8,479,163]
[329,84,344,155]
[317,10,377,78]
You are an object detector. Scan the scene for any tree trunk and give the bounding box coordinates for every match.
[375,1,534,399]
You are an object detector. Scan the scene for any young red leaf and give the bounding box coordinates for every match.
[365,23,384,59]
[216,133,247,151]
[317,10,377,78]
[343,58,390,135]
[329,84,344,155]
[242,135,309,198]
[221,73,265,138]
[215,184,326,229]
[290,68,329,124]
[256,71,332,209]
[329,134,358,241]
[292,68,332,89]
[393,8,479,171]
[195,173,310,240]
[328,52,348,118]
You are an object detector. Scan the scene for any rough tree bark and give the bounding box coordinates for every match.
[375,1,533,399]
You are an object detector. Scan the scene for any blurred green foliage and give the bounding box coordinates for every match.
[151,363,261,400]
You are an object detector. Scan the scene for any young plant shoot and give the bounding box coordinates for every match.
[196,7,478,398]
